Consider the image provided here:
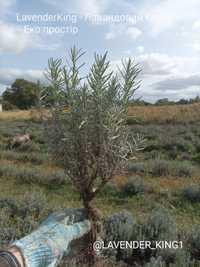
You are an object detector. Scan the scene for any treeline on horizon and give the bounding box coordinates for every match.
[0,78,200,110]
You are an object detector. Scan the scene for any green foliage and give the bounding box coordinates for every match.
[148,159,172,177]
[182,186,200,203]
[144,254,198,267]
[131,209,180,265]
[44,47,142,210]
[103,211,135,260]
[193,153,200,164]
[0,192,50,245]
[0,150,47,165]
[187,225,200,260]
[14,140,40,152]
[120,176,145,196]
[141,209,177,242]
[104,210,135,242]
[127,161,146,173]
[1,100,18,110]
[0,164,67,186]
[101,182,119,197]
[2,79,41,109]
[128,159,196,178]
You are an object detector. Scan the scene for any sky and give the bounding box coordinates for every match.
[0,0,200,102]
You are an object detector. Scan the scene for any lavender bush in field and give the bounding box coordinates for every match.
[44,47,142,264]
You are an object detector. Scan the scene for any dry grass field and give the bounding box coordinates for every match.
[0,104,199,266]
[1,102,199,123]
[128,102,200,123]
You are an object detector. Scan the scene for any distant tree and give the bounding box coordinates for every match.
[44,47,144,265]
[129,99,151,106]
[155,98,170,105]
[2,79,40,109]
[177,98,189,105]
[176,96,200,105]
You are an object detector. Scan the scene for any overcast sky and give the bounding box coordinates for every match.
[0,0,200,102]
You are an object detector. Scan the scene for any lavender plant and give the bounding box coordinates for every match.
[44,47,142,264]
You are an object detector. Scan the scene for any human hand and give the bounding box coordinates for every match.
[12,208,91,267]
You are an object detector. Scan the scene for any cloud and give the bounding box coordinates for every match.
[111,52,200,102]
[43,0,136,15]
[0,21,37,54]
[137,53,177,76]
[106,25,142,40]
[0,68,45,87]
[136,53,200,77]
[136,46,145,54]
[152,74,200,91]
[191,43,200,52]
[126,27,142,40]
[0,0,15,15]
[193,20,200,30]
[0,21,60,54]
[140,0,200,34]
[44,0,110,14]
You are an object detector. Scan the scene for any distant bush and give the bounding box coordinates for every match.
[15,141,40,152]
[0,164,67,186]
[128,159,196,178]
[150,159,196,177]
[0,150,47,164]
[172,161,194,177]
[142,209,177,241]
[103,210,136,260]
[0,192,50,245]
[148,159,171,177]
[127,161,146,174]
[126,116,143,125]
[101,182,119,197]
[15,168,67,186]
[132,209,178,264]
[120,176,145,196]
[193,153,200,164]
[182,186,200,203]
[187,225,200,260]
[2,100,18,111]
[144,254,197,267]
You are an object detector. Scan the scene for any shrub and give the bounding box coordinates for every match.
[15,141,40,152]
[2,100,18,111]
[173,161,195,177]
[127,161,146,174]
[120,176,145,196]
[0,164,67,186]
[142,209,177,241]
[132,209,179,264]
[104,210,135,242]
[187,225,200,260]
[126,116,143,125]
[0,192,50,245]
[149,159,171,177]
[193,153,200,164]
[182,186,200,203]
[0,150,47,164]
[144,254,198,267]
[14,168,67,186]
[101,182,119,197]
[140,159,196,178]
[103,211,136,260]
[144,257,166,267]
